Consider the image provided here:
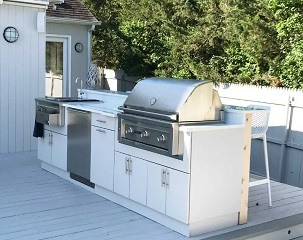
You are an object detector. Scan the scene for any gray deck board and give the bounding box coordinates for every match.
[1,151,303,239]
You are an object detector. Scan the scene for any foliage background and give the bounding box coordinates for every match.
[83,0,303,89]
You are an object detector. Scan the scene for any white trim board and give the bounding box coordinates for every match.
[3,0,48,7]
[46,17,101,26]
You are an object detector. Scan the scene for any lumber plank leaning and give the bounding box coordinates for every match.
[239,113,252,224]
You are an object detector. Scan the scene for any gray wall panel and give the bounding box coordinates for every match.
[289,107,303,146]
[250,140,265,176]
[250,141,282,181]
[268,142,284,181]
[284,148,303,187]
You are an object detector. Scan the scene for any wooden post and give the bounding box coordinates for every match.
[239,113,252,224]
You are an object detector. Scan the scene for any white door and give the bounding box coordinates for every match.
[51,132,67,171]
[114,151,130,198]
[146,162,166,214]
[45,36,70,97]
[91,126,115,190]
[129,157,147,205]
[165,168,190,223]
[37,130,51,164]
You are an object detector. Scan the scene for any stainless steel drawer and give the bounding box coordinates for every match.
[36,111,60,126]
[35,100,64,126]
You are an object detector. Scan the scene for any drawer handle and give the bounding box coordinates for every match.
[161,169,166,187]
[166,170,169,187]
[129,159,132,175]
[96,119,106,123]
[96,129,106,133]
[125,158,129,174]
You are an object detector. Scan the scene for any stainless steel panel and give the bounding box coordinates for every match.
[118,113,181,158]
[123,120,170,150]
[67,108,91,180]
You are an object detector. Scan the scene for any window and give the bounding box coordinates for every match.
[45,36,70,97]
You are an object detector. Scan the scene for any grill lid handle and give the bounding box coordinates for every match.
[118,106,178,121]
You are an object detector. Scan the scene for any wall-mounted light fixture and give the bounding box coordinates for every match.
[3,27,19,43]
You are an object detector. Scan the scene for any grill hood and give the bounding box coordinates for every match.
[122,77,222,122]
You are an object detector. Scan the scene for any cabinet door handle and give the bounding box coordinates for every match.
[161,169,166,187]
[129,159,132,175]
[50,133,53,145]
[166,170,169,188]
[96,129,106,133]
[48,133,51,145]
[96,119,106,123]
[125,158,129,174]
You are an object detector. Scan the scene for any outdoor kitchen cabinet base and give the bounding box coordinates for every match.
[146,161,190,223]
[90,112,116,190]
[38,129,67,171]
[37,108,68,171]
[95,123,245,237]
[94,184,238,237]
[113,152,148,205]
[113,151,189,222]
[90,126,115,191]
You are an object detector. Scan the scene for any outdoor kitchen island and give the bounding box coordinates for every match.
[37,86,248,237]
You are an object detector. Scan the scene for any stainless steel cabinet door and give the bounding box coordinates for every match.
[67,108,91,180]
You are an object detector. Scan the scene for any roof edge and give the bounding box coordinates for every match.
[3,0,48,6]
[46,16,101,26]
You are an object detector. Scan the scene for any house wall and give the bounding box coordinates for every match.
[46,23,91,97]
[216,84,303,188]
[0,3,46,153]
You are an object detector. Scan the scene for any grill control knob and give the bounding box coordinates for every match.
[157,134,166,142]
[125,127,133,134]
[140,131,149,138]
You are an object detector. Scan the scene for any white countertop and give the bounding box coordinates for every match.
[62,89,128,117]
[179,123,245,132]
[62,102,121,117]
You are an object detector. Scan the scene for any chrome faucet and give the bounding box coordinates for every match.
[75,77,84,99]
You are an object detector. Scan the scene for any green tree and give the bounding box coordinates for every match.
[83,0,303,89]
[268,0,303,88]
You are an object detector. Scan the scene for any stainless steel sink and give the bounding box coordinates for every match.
[45,97,100,102]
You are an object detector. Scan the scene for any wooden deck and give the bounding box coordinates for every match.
[1,151,303,240]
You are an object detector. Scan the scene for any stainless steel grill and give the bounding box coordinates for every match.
[118,77,222,158]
